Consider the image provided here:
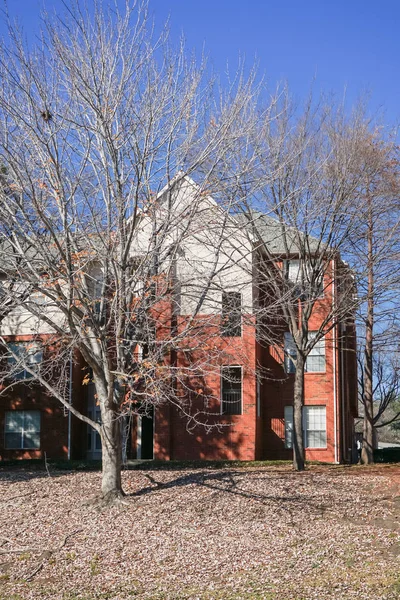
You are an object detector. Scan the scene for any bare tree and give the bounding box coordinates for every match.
[358,349,400,435]
[348,134,400,463]
[0,1,260,503]
[234,92,368,470]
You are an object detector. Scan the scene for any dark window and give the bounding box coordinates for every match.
[221,292,242,337]
[5,410,40,449]
[221,366,242,415]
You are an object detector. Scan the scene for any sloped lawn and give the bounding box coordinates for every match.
[0,463,399,599]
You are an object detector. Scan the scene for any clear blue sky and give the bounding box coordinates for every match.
[1,0,399,125]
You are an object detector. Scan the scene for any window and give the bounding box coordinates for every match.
[7,342,43,380]
[284,405,293,448]
[221,366,242,415]
[306,332,325,372]
[284,260,323,297]
[221,292,242,337]
[303,406,327,448]
[5,411,40,449]
[285,260,301,284]
[87,408,102,452]
[284,405,326,449]
[283,332,325,373]
[284,332,297,374]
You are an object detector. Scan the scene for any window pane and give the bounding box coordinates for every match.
[24,411,40,432]
[5,432,22,449]
[27,347,43,366]
[23,432,40,449]
[5,412,23,432]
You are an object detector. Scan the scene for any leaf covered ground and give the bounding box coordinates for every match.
[0,463,400,600]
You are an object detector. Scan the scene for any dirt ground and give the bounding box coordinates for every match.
[0,463,399,600]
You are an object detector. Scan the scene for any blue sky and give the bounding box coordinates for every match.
[1,0,399,125]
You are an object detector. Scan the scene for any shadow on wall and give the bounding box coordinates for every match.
[155,402,248,461]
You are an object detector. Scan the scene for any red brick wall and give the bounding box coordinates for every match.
[153,320,258,460]
[0,342,87,461]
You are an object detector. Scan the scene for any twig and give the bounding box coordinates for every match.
[0,491,34,504]
[44,452,51,478]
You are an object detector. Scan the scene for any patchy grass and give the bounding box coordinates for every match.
[0,464,400,599]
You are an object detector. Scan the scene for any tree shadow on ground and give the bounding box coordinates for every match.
[128,468,340,519]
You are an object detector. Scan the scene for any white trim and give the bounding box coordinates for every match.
[332,259,339,463]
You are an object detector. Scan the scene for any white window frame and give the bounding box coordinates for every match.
[284,405,327,449]
[303,406,327,448]
[305,332,326,373]
[283,332,326,374]
[221,366,242,415]
[284,259,324,297]
[4,410,41,449]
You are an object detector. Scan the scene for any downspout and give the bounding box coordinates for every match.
[340,322,347,462]
[332,259,339,464]
[67,351,72,460]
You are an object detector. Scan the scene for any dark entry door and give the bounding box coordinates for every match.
[140,407,154,459]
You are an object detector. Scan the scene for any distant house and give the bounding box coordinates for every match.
[0,175,358,463]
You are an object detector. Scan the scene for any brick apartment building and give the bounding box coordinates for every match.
[0,176,358,464]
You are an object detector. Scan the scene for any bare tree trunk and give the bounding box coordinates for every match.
[293,353,305,471]
[100,410,124,501]
[361,194,374,465]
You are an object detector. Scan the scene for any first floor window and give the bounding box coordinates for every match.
[284,405,326,449]
[303,406,326,448]
[5,410,41,449]
[221,366,242,415]
[284,405,293,448]
[87,407,102,451]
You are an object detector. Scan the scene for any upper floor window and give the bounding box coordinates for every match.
[284,260,323,297]
[221,366,242,415]
[306,332,326,372]
[7,342,43,380]
[5,410,41,449]
[283,332,325,373]
[284,332,297,374]
[221,292,242,337]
